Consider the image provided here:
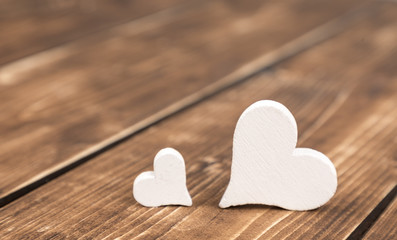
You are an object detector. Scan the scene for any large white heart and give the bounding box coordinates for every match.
[219,100,337,210]
[133,148,192,207]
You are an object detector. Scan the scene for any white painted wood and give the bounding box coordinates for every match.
[219,100,337,210]
[133,148,192,207]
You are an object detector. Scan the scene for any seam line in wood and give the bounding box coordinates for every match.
[0,2,374,208]
[348,185,397,239]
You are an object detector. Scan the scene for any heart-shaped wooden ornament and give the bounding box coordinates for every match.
[133,148,192,207]
[219,100,337,210]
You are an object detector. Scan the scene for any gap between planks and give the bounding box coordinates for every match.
[0,3,374,208]
[363,188,397,239]
[348,185,397,239]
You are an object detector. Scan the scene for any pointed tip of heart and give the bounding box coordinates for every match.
[218,200,230,208]
[218,188,235,208]
[183,196,193,207]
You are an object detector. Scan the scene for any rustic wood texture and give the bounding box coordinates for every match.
[0,0,370,203]
[364,195,397,240]
[0,2,396,239]
[0,0,185,65]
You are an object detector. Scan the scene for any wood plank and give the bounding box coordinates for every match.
[0,0,369,203]
[0,0,185,65]
[363,192,397,240]
[0,2,396,239]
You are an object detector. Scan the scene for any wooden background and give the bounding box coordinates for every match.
[0,0,396,239]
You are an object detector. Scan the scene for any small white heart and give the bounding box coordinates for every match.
[133,148,192,207]
[219,100,337,210]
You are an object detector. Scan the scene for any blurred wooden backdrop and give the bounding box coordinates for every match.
[0,0,396,239]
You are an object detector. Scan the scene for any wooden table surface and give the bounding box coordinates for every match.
[0,0,396,239]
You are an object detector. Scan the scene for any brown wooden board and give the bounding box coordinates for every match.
[0,0,370,203]
[364,195,397,240]
[0,2,396,239]
[0,0,185,65]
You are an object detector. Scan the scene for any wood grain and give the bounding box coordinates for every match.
[364,193,397,240]
[0,2,396,239]
[0,0,185,65]
[0,0,369,203]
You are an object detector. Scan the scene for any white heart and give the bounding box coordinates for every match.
[133,148,192,207]
[219,100,337,210]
